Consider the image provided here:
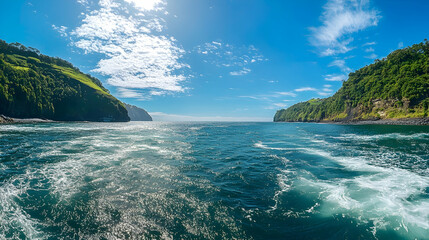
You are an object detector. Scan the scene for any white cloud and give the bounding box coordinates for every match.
[365,47,374,52]
[324,74,347,81]
[276,91,297,97]
[363,41,376,46]
[295,87,318,92]
[310,0,380,56]
[294,86,334,96]
[329,59,351,72]
[52,25,68,37]
[230,68,251,76]
[265,103,288,110]
[116,88,152,100]
[196,41,266,74]
[150,112,271,122]
[212,41,222,46]
[124,0,164,11]
[117,88,140,98]
[77,0,88,5]
[66,0,188,98]
[150,90,168,96]
[273,103,287,108]
[365,53,378,59]
[239,96,268,101]
[318,91,332,96]
[323,84,332,88]
[398,42,404,48]
[320,44,353,57]
[239,91,297,102]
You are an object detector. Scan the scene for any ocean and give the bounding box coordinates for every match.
[0,122,428,239]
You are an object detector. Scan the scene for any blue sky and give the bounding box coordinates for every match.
[1,0,428,121]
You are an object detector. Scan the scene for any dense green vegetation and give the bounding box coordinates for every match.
[274,40,429,122]
[0,40,129,122]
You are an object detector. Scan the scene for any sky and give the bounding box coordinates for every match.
[1,0,429,121]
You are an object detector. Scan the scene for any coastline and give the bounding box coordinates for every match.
[337,118,429,126]
[0,115,130,124]
[276,117,429,126]
[1,115,55,124]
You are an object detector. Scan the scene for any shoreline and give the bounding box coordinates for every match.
[1,115,56,124]
[0,115,131,124]
[327,117,429,126]
[276,117,429,126]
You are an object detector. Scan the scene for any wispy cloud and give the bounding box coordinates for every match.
[328,59,351,72]
[274,103,287,108]
[364,53,378,59]
[60,0,189,98]
[265,102,289,110]
[294,86,333,96]
[116,88,152,100]
[124,0,165,11]
[363,41,376,46]
[276,91,297,97]
[310,0,380,56]
[239,96,269,101]
[230,68,251,76]
[238,92,297,110]
[196,41,266,76]
[239,91,297,101]
[324,73,348,81]
[295,87,318,92]
[52,25,68,37]
[77,0,88,5]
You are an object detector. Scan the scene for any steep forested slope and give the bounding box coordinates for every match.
[0,40,129,122]
[274,40,429,122]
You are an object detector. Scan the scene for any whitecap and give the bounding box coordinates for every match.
[336,133,429,141]
[0,179,46,239]
[290,147,429,238]
[253,141,294,151]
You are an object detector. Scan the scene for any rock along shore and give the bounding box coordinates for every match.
[0,115,55,124]
[322,118,429,126]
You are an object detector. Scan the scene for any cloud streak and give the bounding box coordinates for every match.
[328,59,351,72]
[230,68,251,76]
[324,73,348,81]
[310,0,380,56]
[294,86,333,96]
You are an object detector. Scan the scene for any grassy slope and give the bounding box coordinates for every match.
[0,41,129,121]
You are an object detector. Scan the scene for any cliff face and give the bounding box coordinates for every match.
[0,40,130,122]
[275,40,429,123]
[124,104,152,121]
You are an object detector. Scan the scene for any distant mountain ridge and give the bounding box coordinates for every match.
[274,40,429,123]
[124,103,152,121]
[0,40,129,122]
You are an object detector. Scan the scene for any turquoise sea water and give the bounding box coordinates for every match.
[0,122,428,239]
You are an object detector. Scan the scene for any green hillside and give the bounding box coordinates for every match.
[274,40,429,122]
[0,40,129,122]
